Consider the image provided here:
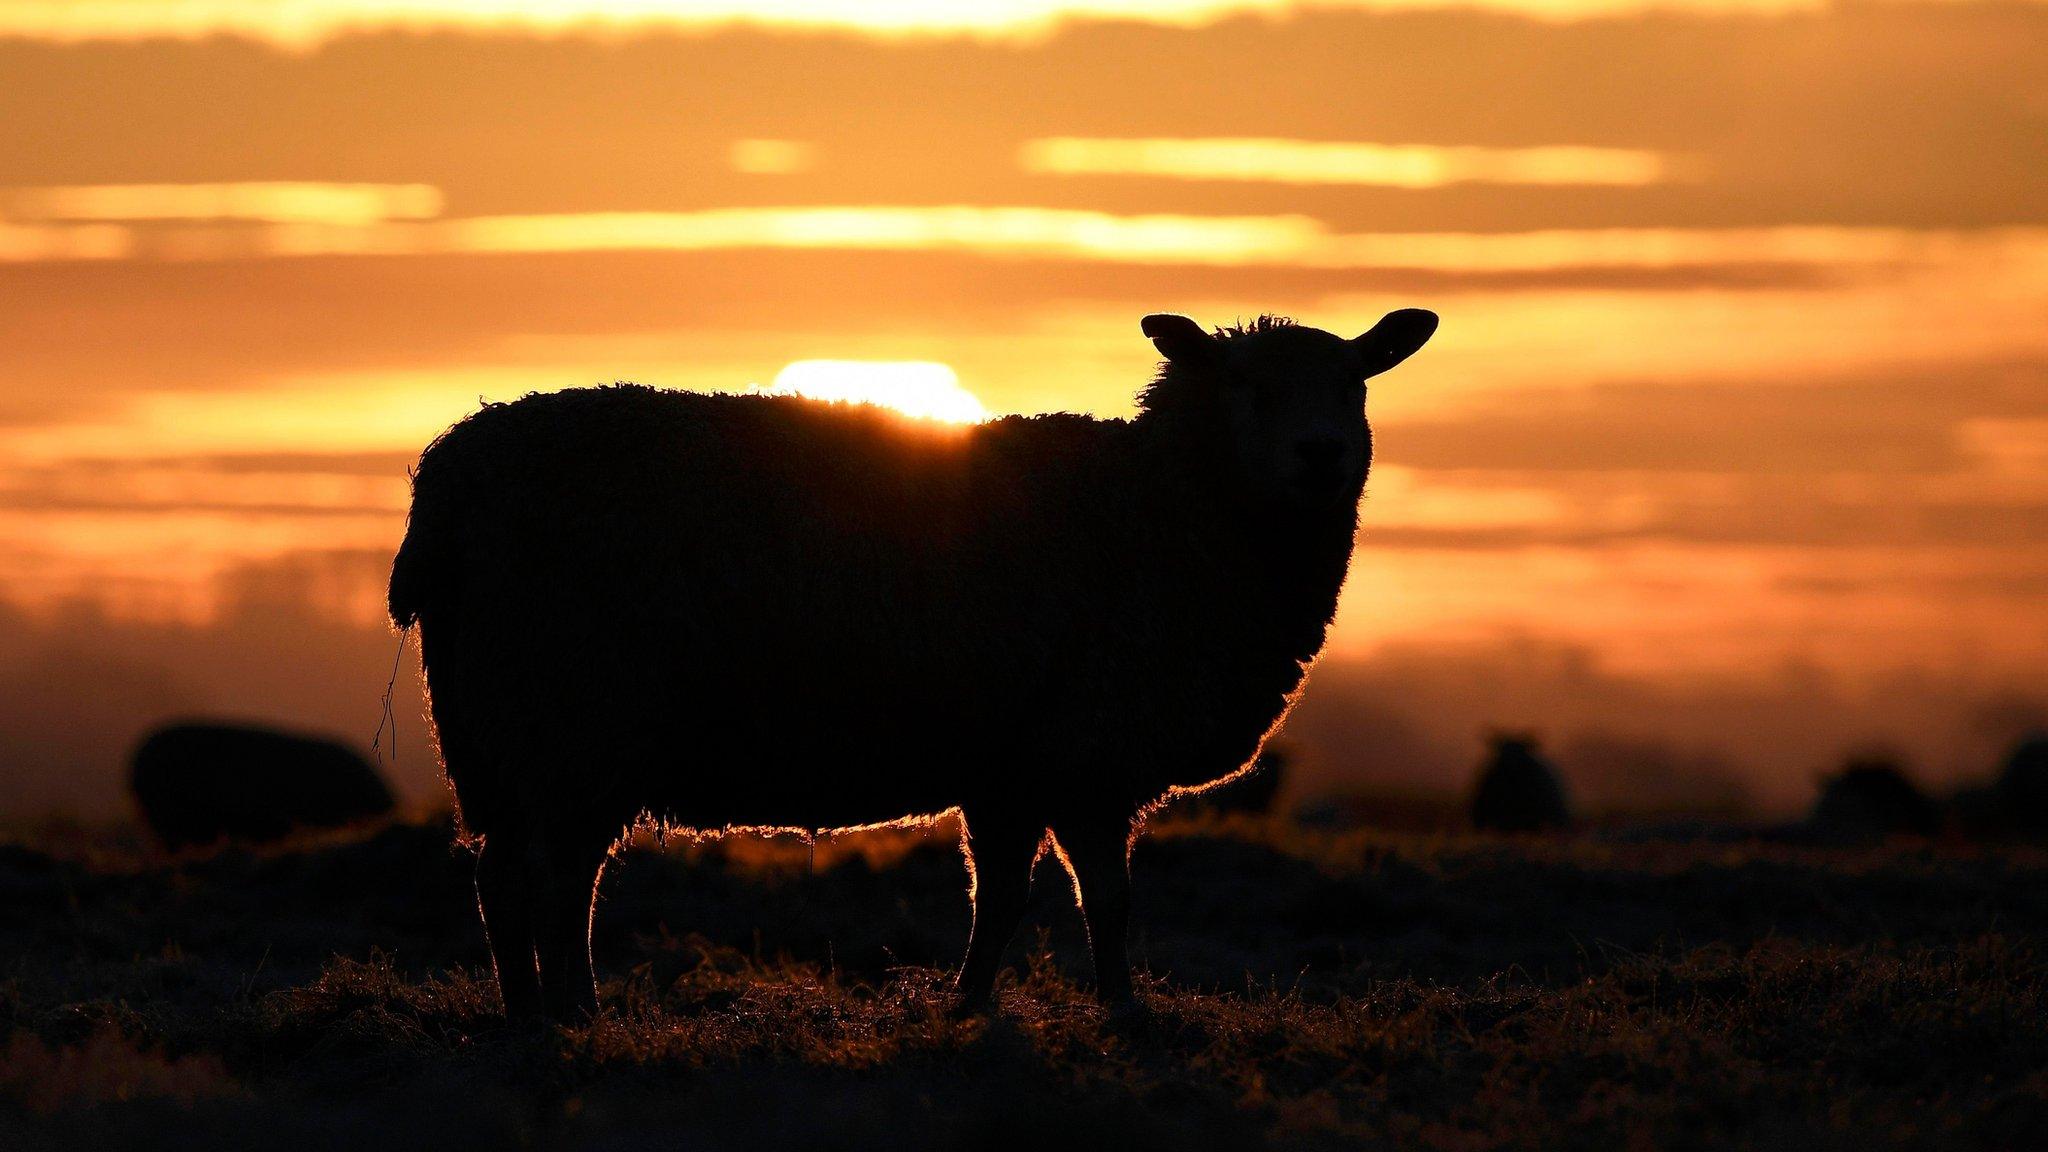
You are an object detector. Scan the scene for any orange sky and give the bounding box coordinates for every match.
[0,1,2042,817]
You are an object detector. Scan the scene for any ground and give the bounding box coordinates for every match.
[2,814,2044,1150]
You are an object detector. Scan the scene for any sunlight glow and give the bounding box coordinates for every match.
[0,221,133,261]
[1363,466,1581,531]
[0,465,405,515]
[3,182,445,226]
[0,0,1844,47]
[762,361,989,423]
[431,206,1317,263]
[729,139,818,175]
[11,206,2043,274]
[1021,138,1681,187]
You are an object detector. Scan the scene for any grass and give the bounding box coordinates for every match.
[2,815,2044,1149]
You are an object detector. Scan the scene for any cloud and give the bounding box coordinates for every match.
[1282,638,2045,812]
[1390,362,2048,476]
[0,6,2041,229]
[0,453,411,517]
[1018,137,1685,187]
[0,0,1878,49]
[1364,360,2048,548]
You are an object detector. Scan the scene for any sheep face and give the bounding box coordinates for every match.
[1141,310,1438,507]
[1226,327,1375,505]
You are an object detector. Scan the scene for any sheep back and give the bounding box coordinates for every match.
[393,385,1341,841]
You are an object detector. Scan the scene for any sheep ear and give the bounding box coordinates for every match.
[1141,313,1218,366]
[1354,308,1438,378]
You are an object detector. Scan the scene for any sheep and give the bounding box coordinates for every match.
[388,308,1438,1021]
[129,721,396,850]
[1949,733,2048,843]
[1808,755,1939,843]
[1469,733,1573,833]
[1998,732,2048,840]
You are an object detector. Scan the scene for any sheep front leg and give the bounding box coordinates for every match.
[953,815,1043,1015]
[1053,815,1136,1006]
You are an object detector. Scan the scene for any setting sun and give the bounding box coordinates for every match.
[762,360,990,423]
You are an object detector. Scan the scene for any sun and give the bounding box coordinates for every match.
[764,360,990,424]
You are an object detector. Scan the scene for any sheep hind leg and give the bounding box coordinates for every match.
[530,832,614,1022]
[1051,815,1137,1007]
[474,836,542,1022]
[951,815,1045,1016]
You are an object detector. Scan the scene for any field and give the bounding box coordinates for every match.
[3,814,2045,1150]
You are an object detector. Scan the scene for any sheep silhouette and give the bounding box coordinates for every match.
[1809,756,1939,842]
[129,721,396,850]
[1943,734,2048,843]
[389,308,1438,1020]
[1998,733,2048,840]
[1469,733,1572,833]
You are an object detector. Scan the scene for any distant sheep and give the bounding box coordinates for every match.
[130,721,396,850]
[1998,733,2048,840]
[389,308,1438,1020]
[1950,733,2048,843]
[1809,756,1938,842]
[1469,734,1573,833]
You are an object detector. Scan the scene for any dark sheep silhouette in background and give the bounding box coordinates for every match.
[1469,733,1573,833]
[1998,733,2048,840]
[1808,756,1939,842]
[1946,783,2005,843]
[129,721,396,850]
[1949,732,2048,842]
[389,308,1437,1020]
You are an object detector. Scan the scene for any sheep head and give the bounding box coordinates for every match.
[1137,309,1438,506]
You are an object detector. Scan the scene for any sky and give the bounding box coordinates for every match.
[0,0,2043,818]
